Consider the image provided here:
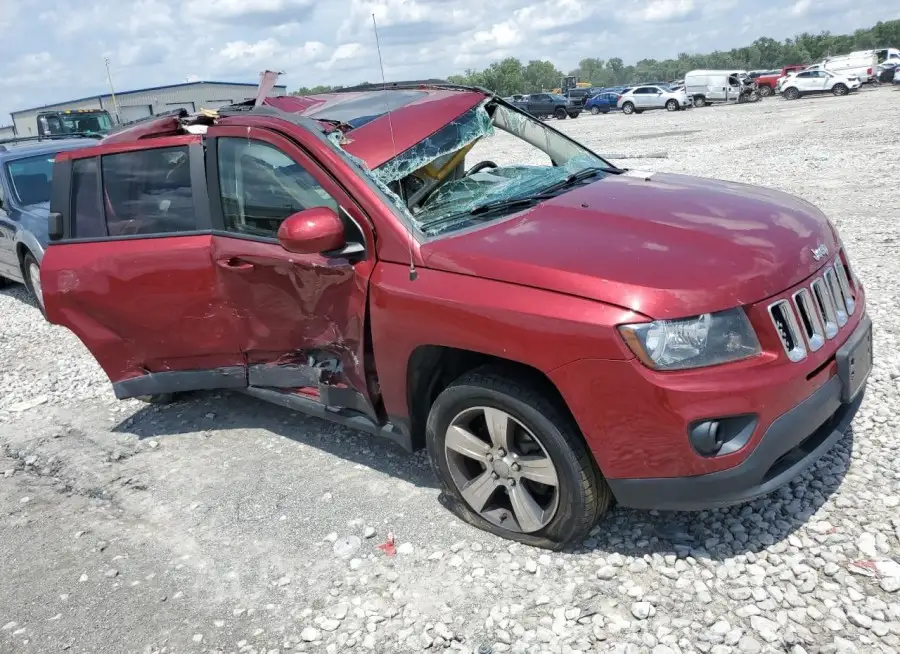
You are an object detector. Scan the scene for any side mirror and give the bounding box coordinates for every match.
[277,207,345,255]
[48,212,64,241]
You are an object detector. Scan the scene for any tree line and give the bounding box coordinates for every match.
[293,19,900,97]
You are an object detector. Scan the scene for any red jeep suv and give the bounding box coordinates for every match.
[40,83,871,549]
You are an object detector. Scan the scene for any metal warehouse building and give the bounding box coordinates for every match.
[9,80,288,137]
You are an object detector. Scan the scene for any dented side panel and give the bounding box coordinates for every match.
[210,235,371,400]
[41,235,246,384]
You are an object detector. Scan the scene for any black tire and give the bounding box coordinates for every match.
[554,107,567,120]
[622,102,635,115]
[590,106,600,115]
[567,112,579,119]
[693,95,707,107]
[21,252,46,318]
[665,99,678,111]
[759,85,773,97]
[426,367,612,550]
[832,83,848,96]
[749,90,760,102]
[783,87,800,100]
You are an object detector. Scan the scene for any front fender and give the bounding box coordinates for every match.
[15,229,45,266]
[369,262,639,421]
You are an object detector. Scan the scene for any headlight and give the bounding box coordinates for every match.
[618,308,761,371]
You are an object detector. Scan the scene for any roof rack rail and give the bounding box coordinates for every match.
[331,79,489,94]
[0,132,103,147]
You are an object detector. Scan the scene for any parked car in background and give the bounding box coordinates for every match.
[0,138,96,313]
[39,83,870,549]
[818,51,879,83]
[876,62,898,83]
[895,67,900,84]
[511,93,581,119]
[584,92,622,114]
[755,66,806,96]
[564,87,594,108]
[618,85,690,114]
[684,70,755,106]
[780,70,860,99]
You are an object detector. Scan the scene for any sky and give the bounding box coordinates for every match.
[0,0,894,123]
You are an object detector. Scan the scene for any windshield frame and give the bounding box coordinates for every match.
[4,152,57,206]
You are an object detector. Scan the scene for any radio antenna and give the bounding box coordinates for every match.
[372,12,417,282]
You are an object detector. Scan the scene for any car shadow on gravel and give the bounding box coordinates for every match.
[0,284,37,309]
[576,426,855,562]
[110,390,440,489]
[111,390,854,556]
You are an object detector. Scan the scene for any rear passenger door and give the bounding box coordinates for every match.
[810,71,830,92]
[527,94,552,116]
[631,88,652,108]
[40,136,248,399]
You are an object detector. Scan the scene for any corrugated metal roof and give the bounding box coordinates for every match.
[11,81,288,116]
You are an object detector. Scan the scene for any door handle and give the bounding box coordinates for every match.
[216,257,254,271]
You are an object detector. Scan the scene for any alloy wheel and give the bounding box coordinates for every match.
[444,406,560,533]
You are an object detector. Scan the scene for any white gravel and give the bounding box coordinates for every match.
[1,87,899,654]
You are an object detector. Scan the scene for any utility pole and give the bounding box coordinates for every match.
[104,57,121,123]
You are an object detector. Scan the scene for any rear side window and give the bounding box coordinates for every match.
[71,158,106,238]
[102,146,196,236]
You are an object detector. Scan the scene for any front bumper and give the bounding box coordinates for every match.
[607,314,870,510]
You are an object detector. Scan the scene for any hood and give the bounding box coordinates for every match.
[421,172,839,320]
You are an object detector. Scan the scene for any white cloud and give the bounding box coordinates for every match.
[790,0,811,16]
[0,0,891,123]
[618,0,696,23]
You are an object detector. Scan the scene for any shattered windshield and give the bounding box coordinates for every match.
[372,100,610,237]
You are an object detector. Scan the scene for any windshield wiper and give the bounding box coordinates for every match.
[468,167,612,217]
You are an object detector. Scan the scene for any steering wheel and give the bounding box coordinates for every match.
[465,160,499,176]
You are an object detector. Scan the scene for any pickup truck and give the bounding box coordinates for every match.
[40,83,870,549]
[755,65,806,96]
[510,93,581,119]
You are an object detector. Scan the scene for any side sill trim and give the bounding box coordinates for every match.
[241,386,412,452]
[113,366,247,399]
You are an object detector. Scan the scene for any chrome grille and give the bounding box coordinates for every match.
[768,255,859,362]
[792,289,824,352]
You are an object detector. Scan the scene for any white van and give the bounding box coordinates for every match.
[820,51,879,81]
[684,70,749,107]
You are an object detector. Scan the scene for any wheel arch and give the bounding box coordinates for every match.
[15,234,44,271]
[405,345,579,453]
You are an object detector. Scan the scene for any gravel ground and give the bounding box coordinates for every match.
[1,87,899,654]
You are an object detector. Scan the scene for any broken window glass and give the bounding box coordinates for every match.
[371,100,609,237]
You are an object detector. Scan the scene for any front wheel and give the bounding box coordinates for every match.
[567,112,579,119]
[590,106,600,115]
[759,85,773,97]
[622,102,635,115]
[22,252,46,318]
[554,107,567,120]
[665,99,678,111]
[832,83,848,96]
[693,95,707,108]
[426,368,611,549]
[783,87,800,100]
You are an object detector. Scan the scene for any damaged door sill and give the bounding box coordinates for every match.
[239,386,412,452]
